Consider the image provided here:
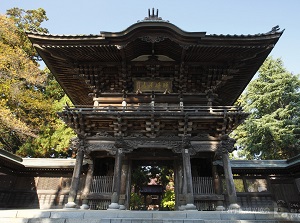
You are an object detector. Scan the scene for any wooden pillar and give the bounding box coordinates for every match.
[181,144,197,210]
[65,140,85,208]
[222,151,239,209]
[80,160,94,209]
[125,160,132,209]
[217,135,240,210]
[174,159,184,210]
[108,148,123,210]
[119,159,129,210]
[212,165,225,211]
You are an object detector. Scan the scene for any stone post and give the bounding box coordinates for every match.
[212,165,225,211]
[108,148,123,210]
[80,160,94,209]
[219,135,240,210]
[65,138,85,209]
[181,138,197,210]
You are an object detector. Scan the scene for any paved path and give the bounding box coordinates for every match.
[0,209,299,222]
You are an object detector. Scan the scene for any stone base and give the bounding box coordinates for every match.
[228,203,241,210]
[80,204,89,210]
[119,204,126,210]
[64,202,77,209]
[0,209,296,222]
[107,202,120,210]
[183,203,197,211]
[216,205,225,211]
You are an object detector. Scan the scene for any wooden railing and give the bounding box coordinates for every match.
[192,177,215,194]
[64,105,244,114]
[90,176,113,194]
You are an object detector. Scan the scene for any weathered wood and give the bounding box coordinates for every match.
[222,151,239,209]
[192,177,215,194]
[87,193,112,200]
[90,176,113,194]
[65,148,84,208]
[194,194,224,201]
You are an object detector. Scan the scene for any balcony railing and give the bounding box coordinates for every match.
[63,105,244,114]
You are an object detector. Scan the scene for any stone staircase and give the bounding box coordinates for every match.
[0,210,299,223]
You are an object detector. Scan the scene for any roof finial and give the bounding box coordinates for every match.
[143,8,163,21]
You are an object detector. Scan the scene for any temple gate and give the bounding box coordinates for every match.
[27,9,283,210]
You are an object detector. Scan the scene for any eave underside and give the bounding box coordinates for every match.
[29,29,282,106]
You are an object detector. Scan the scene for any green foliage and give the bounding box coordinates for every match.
[0,10,75,157]
[0,14,50,152]
[233,57,300,159]
[161,183,175,210]
[6,7,48,60]
[129,193,143,210]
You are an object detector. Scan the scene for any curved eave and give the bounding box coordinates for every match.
[27,28,283,106]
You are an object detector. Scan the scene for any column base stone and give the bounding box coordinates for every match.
[184,203,197,211]
[216,205,226,211]
[80,204,89,209]
[64,202,77,209]
[107,203,120,210]
[228,203,241,210]
[119,205,126,210]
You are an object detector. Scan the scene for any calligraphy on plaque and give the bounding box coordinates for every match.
[134,79,172,92]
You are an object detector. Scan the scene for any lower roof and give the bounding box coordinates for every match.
[1,149,299,176]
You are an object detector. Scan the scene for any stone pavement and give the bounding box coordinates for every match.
[0,209,299,223]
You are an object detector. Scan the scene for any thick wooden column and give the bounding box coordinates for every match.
[174,159,184,210]
[108,148,123,210]
[212,165,225,211]
[125,160,132,209]
[65,139,85,208]
[181,139,197,210]
[219,135,240,210]
[80,160,94,209]
[119,159,129,210]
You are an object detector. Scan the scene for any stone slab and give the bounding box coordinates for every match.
[153,212,187,219]
[50,210,84,219]
[131,219,153,223]
[84,210,119,219]
[118,211,153,219]
[0,218,28,223]
[183,220,205,223]
[66,219,102,223]
[187,212,220,220]
[28,218,66,223]
[17,210,51,218]
[0,210,18,218]
[163,220,184,223]
[220,213,255,220]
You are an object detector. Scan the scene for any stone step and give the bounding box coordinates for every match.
[0,210,299,223]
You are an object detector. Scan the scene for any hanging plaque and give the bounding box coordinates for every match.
[134,79,172,92]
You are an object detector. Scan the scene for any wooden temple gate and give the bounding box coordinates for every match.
[27,9,283,210]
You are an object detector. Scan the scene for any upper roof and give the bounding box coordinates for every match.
[27,10,283,106]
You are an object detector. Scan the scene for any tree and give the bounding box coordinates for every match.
[0,9,75,157]
[0,14,50,152]
[6,7,48,60]
[232,57,300,159]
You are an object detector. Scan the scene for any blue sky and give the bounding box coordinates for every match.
[1,0,300,75]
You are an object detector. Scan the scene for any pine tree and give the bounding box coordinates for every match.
[233,57,300,159]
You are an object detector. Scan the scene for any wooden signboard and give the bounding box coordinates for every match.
[134,79,172,92]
